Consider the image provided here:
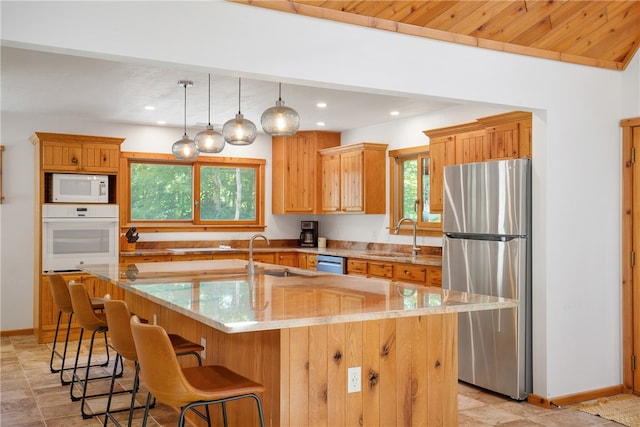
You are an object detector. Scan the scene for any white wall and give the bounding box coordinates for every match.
[2,0,638,400]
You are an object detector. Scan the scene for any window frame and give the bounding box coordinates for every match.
[120,152,266,233]
[388,145,442,237]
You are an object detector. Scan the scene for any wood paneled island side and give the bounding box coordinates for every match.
[81,259,516,426]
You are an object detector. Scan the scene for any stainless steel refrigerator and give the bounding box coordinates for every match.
[442,158,532,400]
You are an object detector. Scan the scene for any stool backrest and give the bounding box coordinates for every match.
[130,316,199,408]
[103,299,138,361]
[48,274,73,314]
[69,282,106,331]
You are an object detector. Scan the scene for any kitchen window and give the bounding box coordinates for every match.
[388,146,441,236]
[121,152,265,231]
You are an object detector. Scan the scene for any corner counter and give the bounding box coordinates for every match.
[81,260,515,426]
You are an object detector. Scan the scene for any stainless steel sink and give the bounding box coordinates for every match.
[261,269,305,277]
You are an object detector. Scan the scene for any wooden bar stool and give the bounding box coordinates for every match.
[47,273,105,385]
[68,281,124,419]
[102,298,204,427]
[130,315,266,427]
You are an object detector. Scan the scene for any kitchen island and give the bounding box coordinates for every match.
[82,259,516,426]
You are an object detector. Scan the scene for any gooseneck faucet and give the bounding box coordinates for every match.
[394,217,420,257]
[247,233,270,275]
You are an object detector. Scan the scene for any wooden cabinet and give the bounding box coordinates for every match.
[368,260,394,279]
[298,253,317,270]
[425,134,456,214]
[272,131,340,214]
[275,252,299,267]
[319,142,388,214]
[395,263,427,284]
[424,111,532,214]
[347,258,368,276]
[31,132,124,343]
[36,133,122,173]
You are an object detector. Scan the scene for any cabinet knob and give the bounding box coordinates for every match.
[71,157,78,164]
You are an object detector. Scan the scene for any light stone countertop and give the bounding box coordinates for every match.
[81,259,516,334]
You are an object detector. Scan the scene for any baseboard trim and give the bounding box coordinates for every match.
[528,385,624,409]
[0,328,35,337]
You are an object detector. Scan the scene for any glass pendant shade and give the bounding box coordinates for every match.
[194,125,225,153]
[261,83,300,136]
[173,80,198,159]
[223,113,257,145]
[194,74,225,153]
[223,78,256,145]
[172,134,199,159]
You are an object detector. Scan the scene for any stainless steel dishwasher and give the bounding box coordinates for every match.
[316,254,347,274]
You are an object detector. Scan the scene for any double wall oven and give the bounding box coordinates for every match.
[42,204,119,272]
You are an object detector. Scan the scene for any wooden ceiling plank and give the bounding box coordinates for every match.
[391,1,461,27]
[378,1,433,22]
[469,1,530,40]
[575,3,640,62]
[499,0,569,45]
[562,1,636,56]
[531,1,611,51]
[419,1,491,32]
[336,1,394,17]
[445,1,515,34]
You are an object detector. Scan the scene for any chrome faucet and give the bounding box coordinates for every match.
[247,233,270,275]
[394,217,420,257]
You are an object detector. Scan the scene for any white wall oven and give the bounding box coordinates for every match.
[42,204,119,272]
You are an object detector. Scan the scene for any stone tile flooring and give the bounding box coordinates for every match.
[0,335,623,426]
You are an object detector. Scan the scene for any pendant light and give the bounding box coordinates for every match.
[194,74,225,153]
[223,77,257,145]
[172,80,199,160]
[261,82,300,136]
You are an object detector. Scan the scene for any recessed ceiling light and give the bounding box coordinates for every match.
[144,105,155,111]
[390,111,400,116]
[157,120,166,125]
[316,121,326,127]
[316,102,327,108]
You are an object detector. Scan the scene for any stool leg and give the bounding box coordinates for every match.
[49,310,64,373]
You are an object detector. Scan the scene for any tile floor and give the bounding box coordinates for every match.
[0,335,623,426]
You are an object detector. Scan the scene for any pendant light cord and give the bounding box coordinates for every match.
[278,82,282,102]
[238,77,242,114]
[183,82,187,136]
[207,74,212,126]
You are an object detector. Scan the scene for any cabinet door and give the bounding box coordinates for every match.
[485,121,520,160]
[285,134,316,213]
[41,141,82,171]
[347,259,368,276]
[321,153,341,212]
[276,252,299,267]
[340,150,364,212]
[455,129,486,164]
[426,266,442,287]
[429,135,456,213]
[395,263,427,284]
[82,143,120,172]
[368,261,394,279]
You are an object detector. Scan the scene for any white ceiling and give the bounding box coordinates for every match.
[1,46,461,133]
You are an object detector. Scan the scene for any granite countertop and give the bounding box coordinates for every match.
[121,246,442,266]
[80,259,515,334]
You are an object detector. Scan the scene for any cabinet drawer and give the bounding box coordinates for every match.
[347,259,367,276]
[426,266,442,287]
[396,264,427,284]
[306,255,317,270]
[368,261,394,279]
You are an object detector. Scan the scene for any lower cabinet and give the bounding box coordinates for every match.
[347,258,442,287]
[275,252,299,267]
[298,253,317,270]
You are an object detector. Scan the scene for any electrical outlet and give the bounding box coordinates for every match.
[200,337,206,359]
[347,366,361,393]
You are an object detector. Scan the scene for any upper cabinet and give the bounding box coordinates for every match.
[319,142,388,214]
[424,111,532,214]
[272,131,341,214]
[34,132,123,173]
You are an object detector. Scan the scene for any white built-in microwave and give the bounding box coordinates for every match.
[52,173,109,203]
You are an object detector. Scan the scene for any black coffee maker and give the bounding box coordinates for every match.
[299,221,318,247]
